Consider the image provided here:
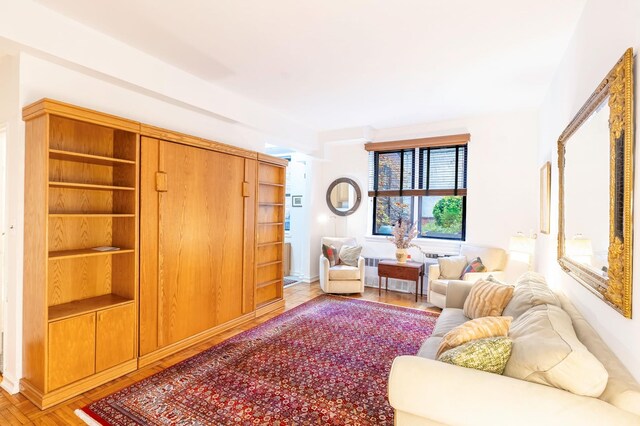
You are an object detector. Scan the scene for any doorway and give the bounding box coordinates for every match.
[0,125,6,374]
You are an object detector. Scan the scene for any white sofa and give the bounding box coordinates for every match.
[428,244,507,309]
[389,275,640,425]
[319,237,365,294]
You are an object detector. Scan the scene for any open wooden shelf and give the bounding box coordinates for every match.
[259,222,284,226]
[49,181,136,191]
[49,149,136,166]
[49,213,135,218]
[257,278,282,289]
[257,260,283,268]
[49,248,135,260]
[259,181,284,187]
[259,203,284,206]
[48,294,134,322]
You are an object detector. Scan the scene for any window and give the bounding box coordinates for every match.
[366,134,469,240]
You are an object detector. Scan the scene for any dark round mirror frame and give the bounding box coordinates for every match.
[326,177,362,216]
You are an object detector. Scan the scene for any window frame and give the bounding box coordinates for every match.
[366,135,469,241]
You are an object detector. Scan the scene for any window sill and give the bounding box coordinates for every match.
[363,235,461,255]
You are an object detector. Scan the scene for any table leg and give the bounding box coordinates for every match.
[420,274,424,298]
[378,276,381,295]
[415,279,418,302]
[386,277,389,292]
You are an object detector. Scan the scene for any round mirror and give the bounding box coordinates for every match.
[326,178,362,216]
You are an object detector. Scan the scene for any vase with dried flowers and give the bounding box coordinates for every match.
[387,218,418,263]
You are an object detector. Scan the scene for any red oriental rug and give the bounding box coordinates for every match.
[76,295,438,425]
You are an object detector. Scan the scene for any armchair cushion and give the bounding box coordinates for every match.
[328,264,361,280]
[338,245,362,267]
[429,279,449,295]
[437,255,467,279]
[460,244,507,271]
[461,257,487,275]
[322,244,338,267]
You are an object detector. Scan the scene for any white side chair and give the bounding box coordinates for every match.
[319,237,365,294]
[428,244,507,309]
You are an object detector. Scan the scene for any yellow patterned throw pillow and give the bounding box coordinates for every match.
[438,336,513,374]
[463,277,514,319]
[436,316,513,358]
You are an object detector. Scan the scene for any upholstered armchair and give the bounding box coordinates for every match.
[428,244,507,309]
[319,237,365,294]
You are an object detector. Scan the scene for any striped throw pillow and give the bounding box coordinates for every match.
[436,316,512,358]
[439,336,513,374]
[463,277,514,319]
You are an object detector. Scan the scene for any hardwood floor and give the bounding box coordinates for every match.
[0,282,440,425]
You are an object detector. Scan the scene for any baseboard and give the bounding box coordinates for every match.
[0,372,20,394]
[301,275,319,283]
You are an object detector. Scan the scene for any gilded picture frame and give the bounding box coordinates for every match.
[540,162,551,235]
[557,48,634,318]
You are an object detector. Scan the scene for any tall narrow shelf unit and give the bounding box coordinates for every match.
[255,155,288,312]
[22,99,140,409]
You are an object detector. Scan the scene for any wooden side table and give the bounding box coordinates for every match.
[377,260,425,302]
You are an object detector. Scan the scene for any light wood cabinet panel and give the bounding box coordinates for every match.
[96,304,135,372]
[47,313,96,391]
[22,99,139,409]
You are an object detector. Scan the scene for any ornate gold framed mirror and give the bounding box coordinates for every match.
[558,48,634,318]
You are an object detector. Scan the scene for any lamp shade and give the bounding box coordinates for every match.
[566,236,593,265]
[509,235,535,255]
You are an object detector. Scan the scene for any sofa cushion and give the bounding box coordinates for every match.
[438,256,468,279]
[459,245,506,271]
[432,308,468,337]
[338,245,362,267]
[504,304,609,397]
[417,336,442,359]
[438,336,513,374]
[328,265,360,280]
[436,316,512,358]
[503,272,560,319]
[463,278,514,319]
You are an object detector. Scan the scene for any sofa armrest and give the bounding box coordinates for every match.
[444,280,473,308]
[389,356,640,426]
[428,264,440,282]
[461,270,506,282]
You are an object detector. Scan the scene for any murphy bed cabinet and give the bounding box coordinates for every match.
[21,99,287,409]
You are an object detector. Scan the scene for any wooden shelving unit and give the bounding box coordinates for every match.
[255,158,287,310]
[22,99,140,409]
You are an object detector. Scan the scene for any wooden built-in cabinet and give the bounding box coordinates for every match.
[256,158,287,312]
[22,100,139,409]
[22,99,287,409]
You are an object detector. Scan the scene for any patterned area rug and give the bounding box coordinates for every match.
[283,277,299,287]
[77,295,438,425]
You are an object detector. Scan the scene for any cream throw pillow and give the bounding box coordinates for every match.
[463,278,514,319]
[504,304,609,397]
[436,316,512,358]
[338,245,362,267]
[438,255,468,279]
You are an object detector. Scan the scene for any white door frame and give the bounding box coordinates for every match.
[0,123,7,374]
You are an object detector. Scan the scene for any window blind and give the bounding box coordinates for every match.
[418,145,467,196]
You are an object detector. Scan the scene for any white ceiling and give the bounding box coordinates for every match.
[34,0,586,132]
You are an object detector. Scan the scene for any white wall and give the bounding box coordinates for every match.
[319,111,540,274]
[537,0,640,381]
[0,54,22,393]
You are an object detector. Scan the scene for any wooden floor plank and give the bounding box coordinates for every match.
[0,282,438,424]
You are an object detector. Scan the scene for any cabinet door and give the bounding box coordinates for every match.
[48,313,96,391]
[96,304,135,372]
